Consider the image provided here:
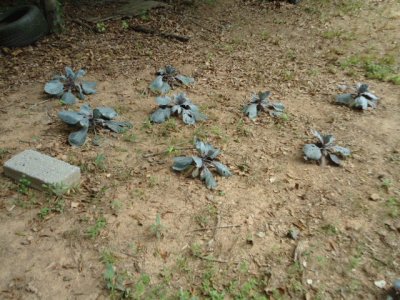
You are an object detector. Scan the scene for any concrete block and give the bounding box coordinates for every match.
[3,149,80,191]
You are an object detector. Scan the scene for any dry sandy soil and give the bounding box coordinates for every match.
[0,0,399,299]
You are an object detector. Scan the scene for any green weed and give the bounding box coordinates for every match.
[94,153,107,171]
[38,207,50,219]
[87,217,107,238]
[18,176,31,195]
[322,30,343,39]
[96,22,106,33]
[321,224,339,235]
[101,250,117,265]
[123,133,137,143]
[151,214,165,239]
[0,148,9,159]
[387,197,399,218]
[121,20,129,30]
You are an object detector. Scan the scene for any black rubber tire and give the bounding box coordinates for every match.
[0,5,48,47]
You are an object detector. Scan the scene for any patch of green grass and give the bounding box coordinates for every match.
[386,197,399,218]
[176,256,190,273]
[150,214,165,239]
[190,243,202,257]
[340,54,400,85]
[96,22,106,33]
[349,256,362,270]
[210,126,228,141]
[123,132,137,143]
[321,224,339,235]
[147,176,158,188]
[38,207,50,219]
[111,200,123,212]
[121,20,129,30]
[322,30,343,39]
[0,148,9,159]
[104,264,130,298]
[18,176,31,195]
[192,125,209,141]
[101,250,117,265]
[160,267,173,284]
[285,50,297,61]
[260,30,269,41]
[338,0,363,14]
[194,205,217,228]
[307,68,320,77]
[87,217,107,238]
[158,118,177,137]
[130,188,146,200]
[316,255,328,266]
[52,198,65,213]
[347,279,362,293]
[380,178,392,192]
[43,182,72,197]
[142,118,153,131]
[94,153,107,171]
[281,70,294,81]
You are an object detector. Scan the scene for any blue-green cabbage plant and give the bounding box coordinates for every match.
[303,129,351,166]
[58,104,132,146]
[243,91,285,120]
[172,139,232,189]
[44,67,97,104]
[336,83,378,110]
[150,93,207,125]
[149,65,194,94]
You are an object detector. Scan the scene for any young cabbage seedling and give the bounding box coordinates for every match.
[44,67,96,105]
[172,139,232,189]
[149,65,194,94]
[243,91,285,120]
[150,93,207,125]
[58,104,132,146]
[336,83,378,110]
[303,129,351,166]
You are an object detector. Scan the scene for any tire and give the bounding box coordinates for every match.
[0,5,48,47]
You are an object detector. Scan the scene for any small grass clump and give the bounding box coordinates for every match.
[340,54,400,85]
[87,217,107,238]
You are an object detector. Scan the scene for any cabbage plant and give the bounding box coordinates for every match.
[58,104,132,146]
[44,67,96,104]
[149,65,194,94]
[150,93,207,125]
[172,139,232,189]
[303,129,351,166]
[243,91,285,120]
[336,83,378,110]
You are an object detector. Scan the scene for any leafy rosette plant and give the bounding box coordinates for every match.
[58,104,132,146]
[44,67,97,104]
[336,83,379,110]
[149,65,194,94]
[243,91,285,120]
[303,129,351,166]
[150,93,207,125]
[172,139,232,189]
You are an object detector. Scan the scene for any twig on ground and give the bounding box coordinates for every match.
[29,99,50,109]
[68,17,95,32]
[212,213,221,240]
[191,224,242,232]
[194,254,229,264]
[130,25,190,42]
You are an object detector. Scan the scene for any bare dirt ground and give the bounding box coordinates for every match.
[0,0,400,299]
